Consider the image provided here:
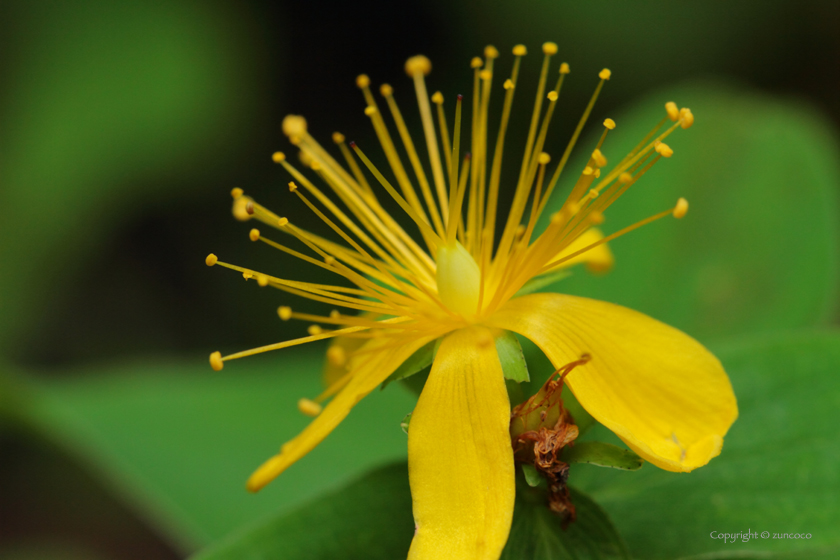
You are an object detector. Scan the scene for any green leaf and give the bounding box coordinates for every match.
[516,270,573,297]
[24,345,419,548]
[193,459,629,560]
[540,83,840,340]
[501,483,630,560]
[521,464,543,488]
[570,331,840,559]
[191,463,414,560]
[0,1,264,351]
[381,339,439,390]
[497,331,530,383]
[563,442,643,471]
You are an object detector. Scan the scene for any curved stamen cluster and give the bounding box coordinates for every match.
[206,42,694,389]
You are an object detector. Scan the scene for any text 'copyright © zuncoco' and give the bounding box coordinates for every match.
[710,530,813,543]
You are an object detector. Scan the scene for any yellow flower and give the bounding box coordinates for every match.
[207,43,736,560]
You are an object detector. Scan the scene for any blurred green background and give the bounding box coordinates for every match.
[1,0,838,559]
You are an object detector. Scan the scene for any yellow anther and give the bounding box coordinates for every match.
[380,83,394,97]
[431,91,444,104]
[311,161,321,171]
[599,69,612,80]
[588,189,599,199]
[298,398,322,417]
[329,309,340,319]
[405,55,432,76]
[205,253,218,267]
[243,272,252,280]
[364,106,377,117]
[480,69,492,81]
[619,172,634,183]
[230,187,244,199]
[308,325,323,335]
[512,44,527,56]
[503,79,514,90]
[299,151,314,167]
[484,45,499,59]
[673,197,689,219]
[603,118,616,130]
[230,196,251,222]
[655,142,674,158]
[278,306,292,320]
[665,101,680,122]
[470,57,483,69]
[547,90,558,102]
[583,166,594,176]
[538,152,551,165]
[589,211,605,225]
[592,149,607,168]
[356,74,370,89]
[281,115,307,137]
[542,42,558,55]
[332,132,345,144]
[278,217,289,227]
[594,169,601,178]
[288,181,298,192]
[559,62,570,74]
[324,256,336,266]
[515,224,526,237]
[326,345,346,367]
[257,274,269,287]
[680,108,694,129]
[209,351,224,371]
[272,151,286,163]
[249,228,260,242]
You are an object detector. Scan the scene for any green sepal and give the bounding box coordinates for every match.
[521,464,543,487]
[564,442,643,471]
[515,269,572,297]
[496,330,530,383]
[380,338,441,390]
[400,412,411,434]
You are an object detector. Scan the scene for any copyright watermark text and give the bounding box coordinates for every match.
[710,530,812,543]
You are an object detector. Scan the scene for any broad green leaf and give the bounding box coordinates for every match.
[570,331,840,559]
[192,463,414,560]
[381,339,439,389]
[0,1,265,350]
[500,482,630,560]
[193,460,629,560]
[497,330,530,383]
[24,344,418,549]
[539,83,839,340]
[563,442,643,471]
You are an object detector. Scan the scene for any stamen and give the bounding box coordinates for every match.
[407,55,450,224]
[298,398,322,417]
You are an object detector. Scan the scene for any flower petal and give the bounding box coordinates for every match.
[488,293,737,472]
[247,334,434,491]
[548,228,613,273]
[408,327,515,560]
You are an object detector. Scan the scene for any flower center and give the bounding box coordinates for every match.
[436,240,481,318]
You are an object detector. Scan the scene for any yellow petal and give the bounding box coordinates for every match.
[248,335,434,491]
[408,327,515,560]
[488,293,737,472]
[548,228,613,273]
